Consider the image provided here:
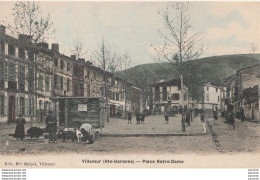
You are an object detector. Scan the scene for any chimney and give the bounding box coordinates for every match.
[51,43,59,52]
[71,55,76,60]
[18,34,32,42]
[0,25,6,34]
[78,58,85,63]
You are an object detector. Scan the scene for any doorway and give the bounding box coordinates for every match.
[8,96,15,124]
[59,99,65,126]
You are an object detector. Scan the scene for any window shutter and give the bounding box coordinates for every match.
[25,98,29,116]
[17,97,20,115]
[4,96,7,116]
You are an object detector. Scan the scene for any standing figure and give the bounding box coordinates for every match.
[228,112,235,129]
[240,107,245,122]
[186,111,191,126]
[128,112,132,124]
[164,112,169,124]
[141,112,145,124]
[213,110,218,121]
[136,112,141,124]
[13,114,26,140]
[45,111,58,143]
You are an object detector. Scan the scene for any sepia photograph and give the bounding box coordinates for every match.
[0,1,259,168]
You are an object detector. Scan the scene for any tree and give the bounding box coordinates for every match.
[71,36,88,60]
[3,2,54,44]
[153,2,203,104]
[93,39,121,122]
[250,43,257,55]
[2,2,55,126]
[119,52,132,119]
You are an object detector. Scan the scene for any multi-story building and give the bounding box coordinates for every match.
[201,82,221,111]
[150,79,186,114]
[226,64,260,121]
[0,24,143,124]
[0,25,33,123]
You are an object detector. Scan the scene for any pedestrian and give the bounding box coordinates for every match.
[181,113,185,132]
[228,112,235,129]
[136,111,141,125]
[141,112,145,124]
[240,107,245,122]
[164,112,169,124]
[128,112,132,124]
[45,111,58,143]
[190,108,193,122]
[213,109,218,121]
[186,111,191,126]
[13,113,26,140]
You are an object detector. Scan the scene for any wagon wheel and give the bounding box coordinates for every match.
[70,121,83,129]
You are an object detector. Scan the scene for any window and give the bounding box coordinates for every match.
[8,63,16,81]
[45,75,50,91]
[18,48,25,59]
[38,74,43,90]
[8,44,15,56]
[54,75,58,89]
[116,92,119,101]
[162,86,167,101]
[206,93,209,101]
[0,80,4,89]
[207,86,209,91]
[216,88,218,92]
[218,96,220,102]
[60,76,63,90]
[67,63,70,71]
[67,78,70,92]
[172,93,180,100]
[93,71,96,80]
[0,59,4,79]
[87,84,90,96]
[87,71,90,78]
[0,41,4,53]
[54,58,58,67]
[20,97,25,116]
[0,95,4,115]
[18,65,25,91]
[60,60,64,70]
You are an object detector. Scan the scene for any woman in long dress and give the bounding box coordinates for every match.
[13,114,26,140]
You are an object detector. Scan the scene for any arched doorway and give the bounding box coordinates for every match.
[8,96,15,124]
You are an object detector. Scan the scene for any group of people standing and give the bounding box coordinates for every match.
[13,111,58,143]
[127,111,146,124]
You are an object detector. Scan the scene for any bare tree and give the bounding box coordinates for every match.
[153,2,203,104]
[119,52,132,119]
[250,43,257,55]
[93,39,121,122]
[1,2,55,125]
[3,1,54,44]
[71,36,88,60]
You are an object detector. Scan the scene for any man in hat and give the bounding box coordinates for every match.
[45,111,57,143]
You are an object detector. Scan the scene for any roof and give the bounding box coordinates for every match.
[149,79,181,87]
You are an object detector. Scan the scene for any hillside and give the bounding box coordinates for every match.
[124,54,260,91]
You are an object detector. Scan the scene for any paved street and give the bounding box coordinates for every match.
[0,114,260,154]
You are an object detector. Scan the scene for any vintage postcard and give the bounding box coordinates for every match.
[0,1,259,168]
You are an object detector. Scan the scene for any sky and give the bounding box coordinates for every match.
[0,1,259,66]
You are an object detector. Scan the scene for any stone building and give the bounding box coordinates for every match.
[0,24,143,124]
[150,79,186,114]
[226,64,260,121]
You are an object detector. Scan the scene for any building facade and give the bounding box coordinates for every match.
[0,25,142,124]
[150,79,186,114]
[226,64,260,121]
